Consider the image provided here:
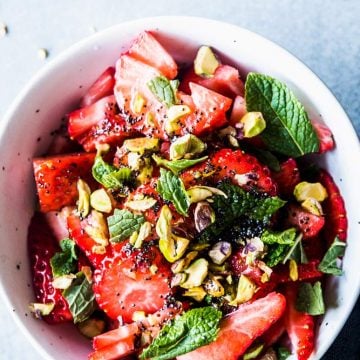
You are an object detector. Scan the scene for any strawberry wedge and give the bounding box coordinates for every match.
[177,292,286,360]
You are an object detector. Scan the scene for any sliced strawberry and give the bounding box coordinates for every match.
[93,244,172,323]
[180,64,244,98]
[272,158,301,198]
[88,336,135,360]
[68,95,132,152]
[177,292,286,360]
[43,207,73,242]
[80,67,116,107]
[127,31,178,79]
[261,316,286,347]
[67,214,111,269]
[311,119,335,153]
[286,204,325,239]
[93,322,139,351]
[274,260,323,283]
[319,170,347,243]
[229,95,247,126]
[28,212,72,324]
[181,148,277,195]
[33,152,95,212]
[284,285,315,360]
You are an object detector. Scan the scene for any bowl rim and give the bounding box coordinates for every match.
[0,15,359,360]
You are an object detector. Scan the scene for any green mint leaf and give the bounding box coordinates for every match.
[107,209,145,243]
[318,237,346,275]
[92,154,131,190]
[152,154,208,175]
[140,307,222,360]
[157,168,190,216]
[245,73,319,157]
[62,273,96,323]
[50,239,77,278]
[148,76,178,107]
[288,234,308,264]
[197,183,286,244]
[241,143,280,171]
[277,346,292,360]
[296,281,325,315]
[265,244,290,267]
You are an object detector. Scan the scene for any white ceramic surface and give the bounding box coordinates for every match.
[0,16,359,360]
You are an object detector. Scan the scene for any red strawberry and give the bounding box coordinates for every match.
[43,208,73,242]
[284,285,315,360]
[33,152,95,212]
[28,212,72,324]
[93,244,172,323]
[80,67,116,108]
[311,119,335,153]
[67,214,111,269]
[261,316,286,346]
[68,95,133,152]
[88,336,135,360]
[286,204,325,239]
[229,95,247,126]
[177,292,286,360]
[274,260,323,283]
[127,31,178,79]
[272,158,301,198]
[319,170,347,243]
[180,64,245,98]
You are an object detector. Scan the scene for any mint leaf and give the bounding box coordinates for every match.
[245,73,319,157]
[62,272,96,323]
[140,307,222,360]
[153,154,208,175]
[92,154,131,190]
[241,143,280,172]
[296,281,325,315]
[318,237,346,275]
[157,168,190,216]
[277,346,292,360]
[262,228,297,267]
[148,76,179,107]
[288,235,308,264]
[50,239,77,277]
[107,209,145,243]
[197,183,285,244]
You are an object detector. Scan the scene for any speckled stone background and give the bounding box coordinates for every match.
[0,0,359,359]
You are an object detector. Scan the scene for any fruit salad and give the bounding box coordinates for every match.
[28,31,348,360]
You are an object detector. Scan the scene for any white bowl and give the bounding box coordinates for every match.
[0,16,359,360]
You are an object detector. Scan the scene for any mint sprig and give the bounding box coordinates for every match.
[245,73,319,157]
[152,154,208,175]
[140,307,222,360]
[107,209,145,243]
[50,239,77,278]
[148,76,179,107]
[296,281,325,316]
[62,272,96,323]
[157,168,190,216]
[318,237,346,275]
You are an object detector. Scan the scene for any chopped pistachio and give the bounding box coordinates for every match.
[166,105,191,134]
[301,198,323,215]
[190,243,211,251]
[226,275,233,284]
[29,302,55,318]
[218,126,237,138]
[77,318,106,339]
[228,135,239,147]
[208,241,232,265]
[243,343,265,360]
[52,274,76,290]
[136,158,153,185]
[132,311,146,322]
[145,112,155,128]
[240,112,266,138]
[203,273,225,297]
[129,231,139,246]
[230,274,257,306]
[127,152,144,170]
[125,197,157,212]
[194,45,220,77]
[169,134,206,160]
[77,179,91,217]
[181,258,209,289]
[131,93,146,114]
[90,188,113,213]
[123,137,159,154]
[84,210,109,246]
[171,273,187,287]
[160,234,190,263]
[149,264,158,275]
[289,259,299,281]
[171,251,199,273]
[294,181,328,202]
[156,205,172,240]
[187,185,227,204]
[194,201,216,233]
[183,286,207,302]
[91,245,107,255]
[134,221,152,248]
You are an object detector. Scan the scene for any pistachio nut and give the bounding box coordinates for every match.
[90,188,113,213]
[229,274,257,306]
[208,241,232,265]
[77,179,91,218]
[123,137,159,154]
[181,258,209,289]
[77,318,106,339]
[194,201,216,232]
[240,112,266,138]
[183,286,207,302]
[301,198,323,216]
[293,181,328,202]
[166,105,191,135]
[194,45,220,77]
[29,302,55,318]
[169,134,206,160]
[125,196,157,212]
